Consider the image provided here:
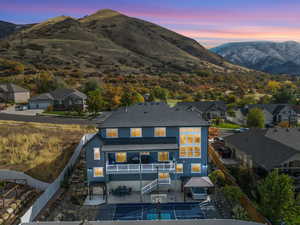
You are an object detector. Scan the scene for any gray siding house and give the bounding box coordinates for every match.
[84,102,211,201]
[29,88,87,110]
[176,101,227,121]
[0,83,30,103]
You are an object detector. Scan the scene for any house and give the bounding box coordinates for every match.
[224,128,300,190]
[230,104,298,126]
[0,83,30,103]
[29,88,87,110]
[84,102,211,202]
[176,101,227,121]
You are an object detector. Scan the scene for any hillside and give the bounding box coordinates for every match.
[0,21,18,39]
[211,41,300,76]
[0,9,250,76]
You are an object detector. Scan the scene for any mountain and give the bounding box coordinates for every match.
[211,41,300,76]
[0,9,250,76]
[0,21,19,39]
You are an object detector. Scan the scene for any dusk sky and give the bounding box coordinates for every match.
[1,0,300,48]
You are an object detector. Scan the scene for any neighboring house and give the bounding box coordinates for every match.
[224,128,300,189]
[0,83,30,103]
[231,104,298,126]
[29,88,87,110]
[176,101,227,121]
[84,102,210,200]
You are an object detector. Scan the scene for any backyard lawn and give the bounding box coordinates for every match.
[0,120,96,182]
[213,122,242,129]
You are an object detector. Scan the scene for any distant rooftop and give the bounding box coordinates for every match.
[0,83,29,93]
[97,102,209,128]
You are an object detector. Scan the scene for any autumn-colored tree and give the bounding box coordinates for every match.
[87,89,103,116]
[267,80,281,93]
[247,108,265,128]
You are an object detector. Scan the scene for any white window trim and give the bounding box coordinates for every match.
[176,163,184,173]
[130,128,142,137]
[93,147,100,160]
[158,152,169,162]
[93,167,104,177]
[191,163,202,173]
[106,128,118,138]
[179,145,202,159]
[154,127,166,137]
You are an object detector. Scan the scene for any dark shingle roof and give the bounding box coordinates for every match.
[0,83,29,93]
[99,102,209,128]
[242,104,292,116]
[30,88,86,102]
[176,101,227,113]
[224,128,300,171]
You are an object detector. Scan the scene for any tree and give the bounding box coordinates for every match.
[121,90,144,106]
[267,80,281,93]
[222,185,244,206]
[247,108,265,128]
[83,78,101,94]
[258,169,298,225]
[209,170,226,186]
[87,89,103,116]
[151,86,169,101]
[272,87,296,104]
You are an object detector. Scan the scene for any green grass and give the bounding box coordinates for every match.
[43,111,88,118]
[167,99,180,107]
[213,122,242,129]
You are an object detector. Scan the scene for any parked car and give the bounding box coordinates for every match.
[15,104,28,111]
[234,128,249,133]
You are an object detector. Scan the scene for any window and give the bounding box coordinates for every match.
[106,128,118,138]
[176,164,183,173]
[155,127,166,137]
[191,164,201,173]
[93,167,103,177]
[116,152,127,163]
[179,127,201,158]
[94,148,100,160]
[131,128,142,137]
[159,173,170,179]
[158,152,169,161]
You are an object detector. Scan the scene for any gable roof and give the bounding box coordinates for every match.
[176,101,227,113]
[98,102,209,128]
[0,83,29,93]
[243,104,294,116]
[224,128,300,171]
[30,88,86,102]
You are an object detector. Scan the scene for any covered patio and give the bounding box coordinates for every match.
[184,177,214,201]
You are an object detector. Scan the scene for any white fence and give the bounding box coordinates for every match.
[18,133,95,224]
[0,170,50,190]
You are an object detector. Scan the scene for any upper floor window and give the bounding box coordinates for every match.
[93,147,100,160]
[93,167,104,177]
[158,152,169,162]
[106,128,118,138]
[155,127,166,137]
[116,152,127,163]
[131,128,142,137]
[179,127,201,158]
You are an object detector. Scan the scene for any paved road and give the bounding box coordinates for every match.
[0,113,96,125]
[0,105,44,116]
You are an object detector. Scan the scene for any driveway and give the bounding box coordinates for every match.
[0,105,44,116]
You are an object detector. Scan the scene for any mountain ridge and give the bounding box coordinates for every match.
[211,41,300,75]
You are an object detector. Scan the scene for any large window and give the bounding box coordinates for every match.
[131,128,142,137]
[191,164,201,173]
[116,152,127,163]
[179,127,201,158]
[158,152,169,161]
[176,164,183,173]
[155,127,166,137]
[93,167,104,177]
[94,148,100,160]
[106,128,118,138]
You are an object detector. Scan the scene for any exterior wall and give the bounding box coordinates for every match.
[14,92,30,103]
[274,106,298,124]
[54,97,86,111]
[86,126,209,185]
[29,100,52,109]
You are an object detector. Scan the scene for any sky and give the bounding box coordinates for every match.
[1,0,300,48]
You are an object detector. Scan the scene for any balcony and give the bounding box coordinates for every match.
[106,163,175,174]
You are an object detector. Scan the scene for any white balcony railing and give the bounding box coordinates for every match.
[106,163,175,174]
